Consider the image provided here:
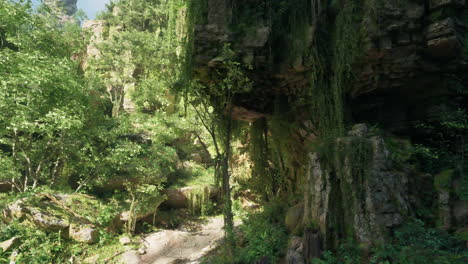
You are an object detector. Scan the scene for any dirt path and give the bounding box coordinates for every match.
[139,217,227,264]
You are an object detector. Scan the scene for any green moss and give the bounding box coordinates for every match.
[434,169,454,191]
[187,184,213,216]
[455,229,468,241]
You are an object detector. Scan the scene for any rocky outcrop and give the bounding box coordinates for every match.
[44,0,78,23]
[191,0,467,253]
[193,1,468,132]
[83,20,105,63]
[303,125,411,248]
[2,193,107,244]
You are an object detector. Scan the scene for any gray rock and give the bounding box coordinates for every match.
[120,250,141,264]
[3,200,69,232]
[304,127,411,246]
[43,0,78,22]
[119,236,132,246]
[69,224,99,244]
[44,0,77,15]
[2,199,28,220]
[28,207,69,232]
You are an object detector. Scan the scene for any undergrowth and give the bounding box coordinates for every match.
[204,200,288,264]
[313,220,468,264]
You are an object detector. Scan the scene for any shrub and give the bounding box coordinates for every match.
[236,200,288,263]
[313,220,467,264]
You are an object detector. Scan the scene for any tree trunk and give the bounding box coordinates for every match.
[222,112,235,257]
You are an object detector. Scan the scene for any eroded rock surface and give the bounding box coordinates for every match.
[303,125,411,248]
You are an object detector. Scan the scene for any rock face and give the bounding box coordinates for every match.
[303,125,411,248]
[44,0,78,22]
[82,20,105,62]
[193,0,468,132]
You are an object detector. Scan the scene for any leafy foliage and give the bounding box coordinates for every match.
[236,200,288,264]
[314,220,468,264]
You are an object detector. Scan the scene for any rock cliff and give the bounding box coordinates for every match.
[191,0,468,256]
[44,0,78,23]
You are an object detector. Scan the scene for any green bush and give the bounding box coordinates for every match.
[313,220,467,264]
[0,221,70,264]
[236,200,288,263]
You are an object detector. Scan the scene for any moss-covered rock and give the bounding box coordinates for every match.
[69,223,99,244]
[285,202,304,235]
[434,169,454,191]
[1,193,115,244]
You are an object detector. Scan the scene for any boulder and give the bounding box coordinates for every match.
[3,198,69,232]
[69,224,99,244]
[163,186,218,209]
[121,250,141,264]
[119,236,132,246]
[119,195,166,225]
[2,199,28,220]
[28,207,69,232]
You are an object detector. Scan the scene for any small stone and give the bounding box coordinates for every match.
[120,236,132,245]
[137,248,146,255]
